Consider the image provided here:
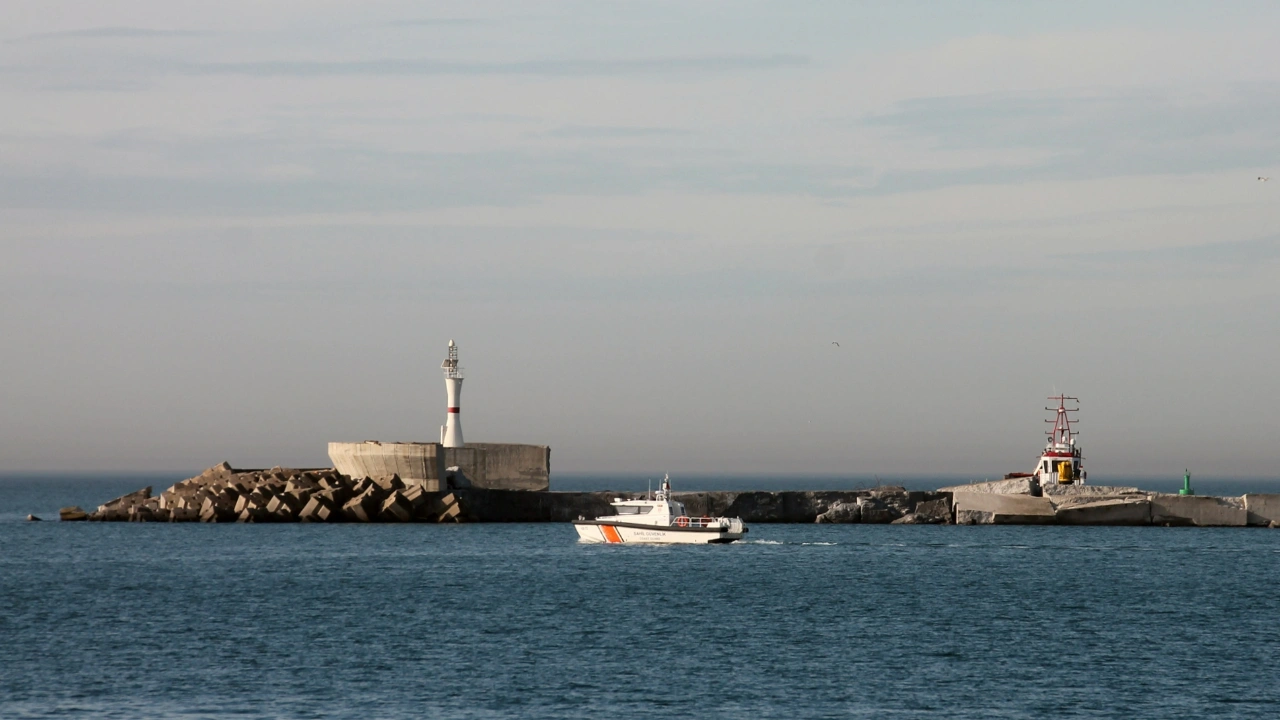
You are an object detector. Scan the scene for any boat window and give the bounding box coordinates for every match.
[614,506,653,515]
[1043,461,1050,473]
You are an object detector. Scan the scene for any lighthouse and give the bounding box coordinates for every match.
[440,340,464,447]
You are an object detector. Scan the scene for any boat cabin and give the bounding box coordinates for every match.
[600,475,716,528]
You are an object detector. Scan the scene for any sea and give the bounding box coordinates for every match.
[3,473,1280,719]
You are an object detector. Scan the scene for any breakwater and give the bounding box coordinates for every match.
[54,464,1280,527]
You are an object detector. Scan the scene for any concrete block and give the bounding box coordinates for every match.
[437,503,462,522]
[939,478,1037,495]
[857,496,899,524]
[98,486,153,513]
[892,512,943,524]
[1041,484,1143,497]
[258,482,285,497]
[170,507,200,522]
[1149,495,1246,527]
[60,506,88,521]
[372,475,405,492]
[201,461,234,478]
[954,492,1056,525]
[414,494,445,521]
[266,495,298,520]
[299,496,337,522]
[1056,498,1151,525]
[1244,494,1280,527]
[316,487,353,508]
[814,500,860,523]
[402,484,428,508]
[380,492,413,522]
[343,491,380,522]
[913,498,952,524]
[285,480,318,496]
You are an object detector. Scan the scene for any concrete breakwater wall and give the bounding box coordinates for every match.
[327,442,551,492]
[55,464,1280,527]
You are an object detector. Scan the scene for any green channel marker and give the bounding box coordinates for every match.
[1179,469,1194,496]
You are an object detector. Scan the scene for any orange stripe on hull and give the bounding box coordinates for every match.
[601,525,623,543]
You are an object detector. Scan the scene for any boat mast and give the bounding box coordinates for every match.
[1045,395,1079,449]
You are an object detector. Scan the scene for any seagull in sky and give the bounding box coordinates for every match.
[1260,176,1271,182]
[831,341,840,347]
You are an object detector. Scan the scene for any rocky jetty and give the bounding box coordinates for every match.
[457,485,953,524]
[945,476,1279,527]
[63,465,1280,528]
[84,463,464,523]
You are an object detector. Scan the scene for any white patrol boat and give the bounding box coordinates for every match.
[573,475,748,544]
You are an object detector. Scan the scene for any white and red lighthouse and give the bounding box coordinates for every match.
[440,340,464,448]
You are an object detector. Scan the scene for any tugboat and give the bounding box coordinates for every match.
[573,475,748,544]
[1034,395,1086,485]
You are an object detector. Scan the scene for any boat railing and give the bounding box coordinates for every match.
[672,516,722,528]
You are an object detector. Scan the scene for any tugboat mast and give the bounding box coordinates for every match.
[1045,395,1080,448]
[1037,395,1085,485]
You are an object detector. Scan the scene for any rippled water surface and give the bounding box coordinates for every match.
[3,476,1279,718]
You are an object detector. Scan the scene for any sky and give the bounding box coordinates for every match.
[2,1,1279,477]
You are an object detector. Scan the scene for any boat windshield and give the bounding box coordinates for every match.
[614,506,653,515]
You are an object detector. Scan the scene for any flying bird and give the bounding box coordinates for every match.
[831,341,840,347]
[1260,176,1271,182]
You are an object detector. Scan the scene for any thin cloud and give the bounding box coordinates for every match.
[1059,234,1280,267]
[175,54,809,78]
[545,125,687,139]
[385,18,494,28]
[11,27,205,42]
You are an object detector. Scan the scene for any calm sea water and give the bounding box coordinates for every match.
[3,475,1280,719]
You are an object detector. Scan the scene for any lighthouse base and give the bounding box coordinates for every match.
[328,441,549,491]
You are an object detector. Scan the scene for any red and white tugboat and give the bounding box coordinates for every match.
[573,475,748,544]
[1033,395,1086,485]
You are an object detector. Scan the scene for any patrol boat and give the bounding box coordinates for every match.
[573,475,748,544]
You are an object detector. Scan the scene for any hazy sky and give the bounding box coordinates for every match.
[3,1,1279,477]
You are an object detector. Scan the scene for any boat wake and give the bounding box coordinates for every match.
[741,540,839,546]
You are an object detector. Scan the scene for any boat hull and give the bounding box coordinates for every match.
[573,521,745,544]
